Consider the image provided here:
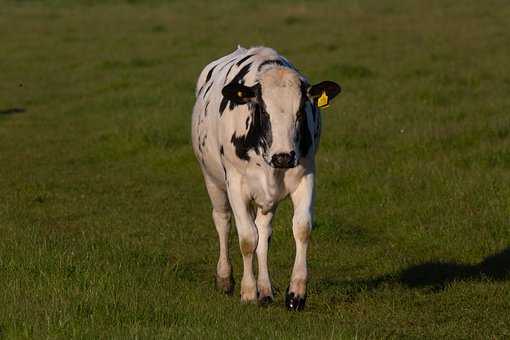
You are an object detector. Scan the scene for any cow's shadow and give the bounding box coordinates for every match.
[0,107,25,115]
[321,247,510,294]
[398,246,510,290]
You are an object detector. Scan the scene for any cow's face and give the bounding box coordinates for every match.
[222,67,341,168]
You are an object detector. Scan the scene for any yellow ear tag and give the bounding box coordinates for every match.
[237,91,243,97]
[317,91,329,108]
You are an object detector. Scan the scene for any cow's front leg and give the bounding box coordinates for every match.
[226,173,258,303]
[255,208,274,305]
[287,172,314,311]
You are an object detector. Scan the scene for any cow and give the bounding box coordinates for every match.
[191,46,341,310]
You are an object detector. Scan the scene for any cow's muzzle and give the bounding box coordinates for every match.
[270,151,297,168]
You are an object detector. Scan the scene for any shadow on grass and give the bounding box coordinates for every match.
[0,107,25,115]
[320,247,510,295]
[397,247,510,291]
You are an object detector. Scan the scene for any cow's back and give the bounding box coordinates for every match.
[192,46,296,185]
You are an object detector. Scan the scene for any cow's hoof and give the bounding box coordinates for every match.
[285,287,306,311]
[240,289,257,303]
[240,296,257,304]
[258,295,274,307]
[215,275,235,295]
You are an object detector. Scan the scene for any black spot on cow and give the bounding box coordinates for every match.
[223,62,237,84]
[245,116,250,130]
[258,59,285,71]
[219,57,236,70]
[220,63,253,115]
[230,90,272,161]
[220,145,224,156]
[206,64,217,83]
[301,81,316,123]
[314,110,321,141]
[232,62,252,85]
[204,101,209,116]
[219,98,228,116]
[231,131,250,160]
[199,61,224,97]
[204,82,213,98]
[310,104,317,122]
[222,165,228,182]
[298,106,313,158]
[236,54,255,66]
[198,84,205,96]
[295,82,315,157]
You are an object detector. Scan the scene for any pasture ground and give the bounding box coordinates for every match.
[1,0,510,338]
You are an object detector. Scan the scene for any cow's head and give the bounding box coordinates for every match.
[222,67,341,168]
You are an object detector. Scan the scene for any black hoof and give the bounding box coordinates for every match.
[258,295,274,307]
[215,275,235,295]
[285,287,306,311]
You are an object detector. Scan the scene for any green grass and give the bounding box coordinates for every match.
[1,0,510,338]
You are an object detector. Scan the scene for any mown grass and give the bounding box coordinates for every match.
[1,0,510,338]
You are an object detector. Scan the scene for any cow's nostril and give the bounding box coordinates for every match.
[289,151,296,161]
[271,152,296,168]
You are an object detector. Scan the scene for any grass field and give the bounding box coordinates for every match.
[1,0,510,338]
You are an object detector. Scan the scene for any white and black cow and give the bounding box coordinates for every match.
[191,46,341,310]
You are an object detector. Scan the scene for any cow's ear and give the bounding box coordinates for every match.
[308,81,341,108]
[222,83,257,105]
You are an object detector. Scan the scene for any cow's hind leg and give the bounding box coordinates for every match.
[204,176,234,294]
[287,173,314,311]
[255,208,275,305]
